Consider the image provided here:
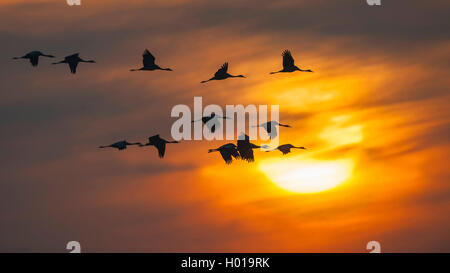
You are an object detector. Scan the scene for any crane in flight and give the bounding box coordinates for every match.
[99,140,142,151]
[13,51,55,67]
[130,49,173,71]
[192,113,231,132]
[52,53,96,74]
[266,144,306,155]
[254,121,291,139]
[140,135,178,158]
[201,62,245,83]
[270,50,313,74]
[237,134,268,162]
[208,143,240,164]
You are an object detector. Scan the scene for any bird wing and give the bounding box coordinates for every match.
[142,49,156,67]
[278,145,291,155]
[214,62,228,77]
[204,117,221,132]
[149,135,166,158]
[155,142,166,158]
[261,122,276,138]
[239,147,254,162]
[230,148,240,159]
[268,126,277,139]
[69,61,78,74]
[29,55,39,67]
[282,50,295,69]
[66,53,79,61]
[222,144,240,159]
[219,149,233,164]
[113,141,127,150]
[237,139,254,162]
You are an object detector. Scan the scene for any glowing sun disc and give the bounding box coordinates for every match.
[259,159,354,193]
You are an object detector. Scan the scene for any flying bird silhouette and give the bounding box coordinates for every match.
[254,121,291,139]
[270,50,313,74]
[208,143,240,164]
[99,140,142,151]
[52,53,96,74]
[201,62,245,83]
[13,51,55,67]
[236,134,268,162]
[192,113,231,132]
[140,135,178,158]
[130,49,173,71]
[266,144,306,155]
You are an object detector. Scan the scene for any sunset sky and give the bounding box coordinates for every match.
[0,0,449,252]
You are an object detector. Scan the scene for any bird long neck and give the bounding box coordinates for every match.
[230,74,244,78]
[279,123,290,127]
[208,149,218,153]
[128,142,141,146]
[160,67,172,71]
[80,59,95,63]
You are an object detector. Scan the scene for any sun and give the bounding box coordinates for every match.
[259,159,354,193]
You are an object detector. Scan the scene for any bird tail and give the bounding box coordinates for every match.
[168,141,179,144]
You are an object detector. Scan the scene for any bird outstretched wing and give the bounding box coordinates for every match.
[66,53,79,61]
[29,56,39,67]
[69,61,78,74]
[221,144,240,164]
[278,145,291,155]
[238,146,254,162]
[155,142,166,158]
[215,62,228,77]
[142,49,156,67]
[237,135,255,162]
[282,50,295,69]
[149,135,166,158]
[219,150,233,164]
[261,122,277,139]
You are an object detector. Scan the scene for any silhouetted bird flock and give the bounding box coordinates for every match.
[14,49,312,164]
